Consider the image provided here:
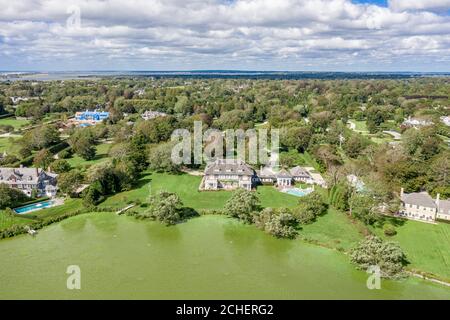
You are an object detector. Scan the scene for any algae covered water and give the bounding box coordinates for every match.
[0,213,448,299]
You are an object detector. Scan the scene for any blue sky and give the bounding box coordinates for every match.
[1,0,450,71]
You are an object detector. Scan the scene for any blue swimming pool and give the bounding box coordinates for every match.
[14,201,55,214]
[282,188,313,197]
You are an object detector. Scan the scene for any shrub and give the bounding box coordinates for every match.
[383,223,397,236]
[350,235,406,279]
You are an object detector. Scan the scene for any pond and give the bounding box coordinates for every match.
[0,213,448,299]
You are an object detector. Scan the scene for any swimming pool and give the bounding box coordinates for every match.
[282,188,314,197]
[14,200,55,214]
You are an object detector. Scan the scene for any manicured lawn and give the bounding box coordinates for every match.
[0,210,33,230]
[0,137,21,155]
[373,219,450,281]
[0,118,30,130]
[0,199,84,231]
[300,207,365,251]
[101,172,301,211]
[67,143,111,168]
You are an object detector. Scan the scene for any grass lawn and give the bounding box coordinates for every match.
[0,210,33,230]
[101,172,301,211]
[300,207,365,251]
[0,199,84,231]
[373,219,450,281]
[67,143,111,168]
[0,118,30,130]
[0,137,21,155]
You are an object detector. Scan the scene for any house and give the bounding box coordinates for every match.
[0,167,58,197]
[141,110,168,121]
[202,159,256,191]
[73,109,110,127]
[399,188,450,223]
[440,116,450,127]
[290,166,314,184]
[202,159,327,191]
[402,116,433,128]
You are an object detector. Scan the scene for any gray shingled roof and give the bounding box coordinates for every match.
[439,200,450,215]
[276,169,292,178]
[290,166,311,177]
[0,167,57,184]
[401,192,437,209]
[204,159,254,176]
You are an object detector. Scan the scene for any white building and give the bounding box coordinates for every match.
[141,110,168,121]
[202,159,256,191]
[440,116,450,127]
[403,116,433,128]
[399,188,450,223]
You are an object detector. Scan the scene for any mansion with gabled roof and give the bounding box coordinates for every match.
[0,167,58,198]
[200,159,327,191]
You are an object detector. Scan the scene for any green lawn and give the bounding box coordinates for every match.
[0,137,21,155]
[373,219,450,281]
[0,118,30,130]
[67,143,111,168]
[0,199,84,231]
[0,210,33,230]
[101,172,301,211]
[300,207,365,251]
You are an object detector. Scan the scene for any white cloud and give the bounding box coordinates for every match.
[389,0,450,12]
[0,0,449,70]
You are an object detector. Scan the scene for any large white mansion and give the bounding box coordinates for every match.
[200,159,327,191]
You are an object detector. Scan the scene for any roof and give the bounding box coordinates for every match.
[276,169,292,178]
[0,167,57,185]
[290,166,311,177]
[204,159,255,176]
[401,192,437,209]
[439,200,450,215]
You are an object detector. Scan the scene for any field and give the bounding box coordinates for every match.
[0,137,21,155]
[373,219,450,281]
[100,172,365,251]
[0,199,83,231]
[0,118,30,130]
[66,143,112,168]
[101,171,301,210]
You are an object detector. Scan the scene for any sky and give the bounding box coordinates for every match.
[1,0,450,72]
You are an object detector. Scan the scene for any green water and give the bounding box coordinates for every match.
[0,213,449,299]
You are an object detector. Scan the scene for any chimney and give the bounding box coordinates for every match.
[400,188,404,198]
[436,193,440,208]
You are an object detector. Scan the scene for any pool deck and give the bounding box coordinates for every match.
[14,198,65,215]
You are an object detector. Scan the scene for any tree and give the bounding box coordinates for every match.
[343,134,369,159]
[224,189,260,223]
[58,170,83,196]
[281,126,312,152]
[148,142,181,173]
[50,159,71,174]
[350,236,406,279]
[22,125,60,150]
[0,184,28,209]
[141,191,184,225]
[349,193,382,225]
[254,208,297,239]
[33,148,53,169]
[69,129,97,161]
[292,192,328,224]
